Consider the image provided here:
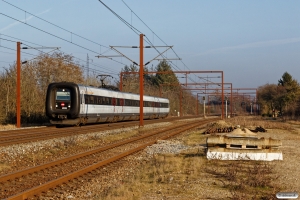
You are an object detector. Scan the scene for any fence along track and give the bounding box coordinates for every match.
[2,118,215,199]
[0,116,198,147]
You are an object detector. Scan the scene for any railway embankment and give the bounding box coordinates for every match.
[1,116,299,199]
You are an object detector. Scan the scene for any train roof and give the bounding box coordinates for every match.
[77,84,169,101]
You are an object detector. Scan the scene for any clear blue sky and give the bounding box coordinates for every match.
[1,0,299,89]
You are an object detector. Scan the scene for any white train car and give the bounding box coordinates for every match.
[46,82,169,126]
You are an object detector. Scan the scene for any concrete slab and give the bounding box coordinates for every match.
[207,148,283,161]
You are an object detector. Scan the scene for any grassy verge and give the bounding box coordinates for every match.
[102,122,282,199]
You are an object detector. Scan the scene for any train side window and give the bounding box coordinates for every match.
[89,96,94,104]
[85,95,89,104]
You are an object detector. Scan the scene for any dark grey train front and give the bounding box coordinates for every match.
[46,82,170,125]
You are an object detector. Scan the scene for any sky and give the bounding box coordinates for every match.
[1,0,300,91]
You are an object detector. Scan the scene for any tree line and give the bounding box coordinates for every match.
[1,51,297,125]
[0,54,199,125]
[0,53,85,124]
[257,72,300,118]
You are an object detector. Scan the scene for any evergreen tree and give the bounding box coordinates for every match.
[153,60,179,88]
[278,72,300,116]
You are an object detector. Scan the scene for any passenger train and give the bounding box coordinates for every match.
[45,82,170,126]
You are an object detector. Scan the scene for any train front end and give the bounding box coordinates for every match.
[45,82,80,125]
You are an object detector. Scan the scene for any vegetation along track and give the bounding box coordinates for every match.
[1,118,216,199]
[0,116,197,147]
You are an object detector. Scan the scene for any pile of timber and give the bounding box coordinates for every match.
[203,126,267,134]
[206,128,283,161]
[203,126,235,134]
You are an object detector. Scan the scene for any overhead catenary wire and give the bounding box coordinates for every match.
[118,1,198,85]
[2,1,196,83]
[0,37,120,76]
[0,13,128,67]
[0,37,17,43]
[121,1,192,72]
[0,45,38,57]
[1,0,109,51]
[0,33,44,47]
[98,0,142,36]
[56,49,120,76]
[98,0,178,70]
[1,38,120,76]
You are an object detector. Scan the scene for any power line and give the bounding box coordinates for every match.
[55,49,120,76]
[2,0,109,50]
[121,0,168,46]
[0,37,17,43]
[98,0,142,36]
[97,1,184,74]
[0,33,121,76]
[0,13,127,67]
[0,45,37,57]
[120,1,193,74]
[1,33,44,47]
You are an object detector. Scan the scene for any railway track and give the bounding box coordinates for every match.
[0,118,216,199]
[0,116,199,147]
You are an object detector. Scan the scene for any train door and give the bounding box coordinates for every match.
[80,91,85,114]
[81,87,89,115]
[157,98,160,115]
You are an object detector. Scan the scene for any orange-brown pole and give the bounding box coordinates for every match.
[16,42,21,128]
[256,89,258,115]
[208,95,210,114]
[185,72,187,86]
[119,72,123,91]
[180,89,182,117]
[221,72,224,119]
[196,94,198,115]
[159,85,162,97]
[139,34,144,126]
[230,83,233,116]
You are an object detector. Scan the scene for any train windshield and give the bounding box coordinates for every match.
[56,88,71,100]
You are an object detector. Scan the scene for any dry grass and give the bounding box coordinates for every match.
[100,130,139,143]
[104,152,210,200]
[28,117,298,199]
[226,116,293,130]
[0,124,16,131]
[0,162,10,171]
[100,118,297,200]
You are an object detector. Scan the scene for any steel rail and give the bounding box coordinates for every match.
[0,116,197,147]
[0,120,207,182]
[5,118,216,199]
